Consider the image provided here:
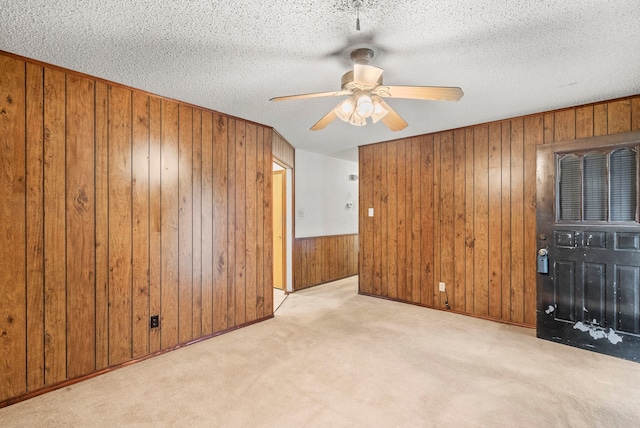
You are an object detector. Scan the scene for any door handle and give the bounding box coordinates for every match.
[537,248,549,274]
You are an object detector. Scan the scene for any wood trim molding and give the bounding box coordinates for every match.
[0,315,273,409]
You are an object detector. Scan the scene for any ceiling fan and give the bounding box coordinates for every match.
[270,48,464,132]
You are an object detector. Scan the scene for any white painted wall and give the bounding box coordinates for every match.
[295,150,358,238]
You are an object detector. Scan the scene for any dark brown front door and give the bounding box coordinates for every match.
[536,131,640,362]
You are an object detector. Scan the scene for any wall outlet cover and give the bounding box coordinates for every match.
[439,282,446,292]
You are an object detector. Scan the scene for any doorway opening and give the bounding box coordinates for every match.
[273,161,293,311]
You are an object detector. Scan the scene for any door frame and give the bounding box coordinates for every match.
[273,160,293,293]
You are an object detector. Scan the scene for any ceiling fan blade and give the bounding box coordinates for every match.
[354,64,384,87]
[377,99,408,132]
[270,90,351,102]
[310,108,338,131]
[380,85,464,101]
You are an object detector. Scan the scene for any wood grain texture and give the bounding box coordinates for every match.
[178,105,194,344]
[262,130,273,316]
[359,96,640,326]
[94,81,109,370]
[201,112,214,335]
[0,55,27,399]
[0,50,275,405]
[294,234,359,290]
[487,123,502,319]
[148,96,162,354]
[65,74,96,376]
[245,123,257,322]
[160,100,180,349]
[226,119,237,328]
[431,134,441,307]
[192,110,203,337]
[108,85,133,366]
[132,92,150,358]
[234,121,247,325]
[25,62,45,392]
[43,67,67,384]
[255,127,265,317]
[212,114,229,333]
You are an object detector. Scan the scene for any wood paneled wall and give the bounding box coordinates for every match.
[272,131,295,168]
[359,95,640,326]
[0,52,273,404]
[294,234,358,290]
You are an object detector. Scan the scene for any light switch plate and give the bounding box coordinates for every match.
[368,208,374,217]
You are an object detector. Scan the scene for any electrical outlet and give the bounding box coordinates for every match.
[439,282,446,292]
[150,315,159,329]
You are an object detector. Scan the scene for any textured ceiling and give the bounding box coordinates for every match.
[2,1,639,161]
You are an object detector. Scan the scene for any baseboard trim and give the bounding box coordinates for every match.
[358,291,535,329]
[0,314,274,409]
[294,273,358,292]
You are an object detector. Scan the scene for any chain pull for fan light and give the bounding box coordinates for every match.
[353,0,362,31]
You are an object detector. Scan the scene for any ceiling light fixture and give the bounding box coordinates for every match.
[334,93,388,127]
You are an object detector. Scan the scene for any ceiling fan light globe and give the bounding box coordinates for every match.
[355,94,374,118]
[335,99,355,122]
[371,100,388,123]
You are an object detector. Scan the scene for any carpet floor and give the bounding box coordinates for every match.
[2,276,640,427]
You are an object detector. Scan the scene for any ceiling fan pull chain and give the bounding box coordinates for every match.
[353,0,362,31]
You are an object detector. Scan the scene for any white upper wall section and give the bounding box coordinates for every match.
[295,150,358,238]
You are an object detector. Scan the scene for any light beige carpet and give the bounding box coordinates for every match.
[3,276,640,427]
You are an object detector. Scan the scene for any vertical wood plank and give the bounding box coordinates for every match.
[160,100,179,348]
[594,103,608,136]
[432,134,441,306]
[25,62,45,392]
[234,120,247,325]
[464,128,475,313]
[263,129,273,315]
[575,106,594,139]
[245,123,257,322]
[107,85,132,366]
[226,118,236,328]
[148,97,161,353]
[94,81,109,369]
[411,138,422,304]
[473,125,489,316]
[380,144,389,297]
[192,110,203,337]
[131,92,150,358]
[420,136,434,306]
[201,111,214,334]
[398,140,408,301]
[607,99,632,134]
[632,96,640,131]
[543,113,554,144]
[359,146,374,295]
[0,55,27,399]
[66,74,96,376]
[212,114,229,332]
[510,119,525,323]
[440,133,455,308]
[255,127,265,317]
[500,121,512,321]
[372,144,383,296]
[453,130,466,312]
[387,142,398,299]
[523,115,541,326]
[43,67,67,384]
[487,123,502,319]
[178,105,193,343]
[554,109,576,142]
[403,139,413,301]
